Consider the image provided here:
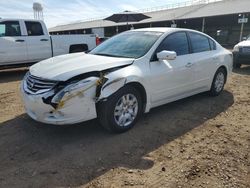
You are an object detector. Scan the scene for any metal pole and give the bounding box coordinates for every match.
[239,14,245,42]
[202,17,205,32]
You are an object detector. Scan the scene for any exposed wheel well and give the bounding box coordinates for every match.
[69,44,88,53]
[126,82,147,112]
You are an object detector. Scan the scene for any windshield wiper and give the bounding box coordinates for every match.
[93,53,122,58]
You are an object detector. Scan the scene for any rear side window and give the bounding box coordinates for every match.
[209,39,216,50]
[156,32,189,56]
[189,32,210,53]
[25,21,44,36]
[0,21,21,37]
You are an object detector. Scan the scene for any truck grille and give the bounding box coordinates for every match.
[25,73,58,94]
[242,47,250,53]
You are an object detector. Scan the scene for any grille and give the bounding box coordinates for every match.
[242,47,250,53]
[25,73,58,94]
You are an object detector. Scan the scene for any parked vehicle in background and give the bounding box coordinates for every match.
[21,28,233,133]
[0,19,99,67]
[233,36,250,68]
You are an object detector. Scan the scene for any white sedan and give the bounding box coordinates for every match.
[21,28,233,133]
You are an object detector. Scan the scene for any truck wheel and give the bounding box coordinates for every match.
[70,48,83,53]
[209,68,226,96]
[97,86,142,133]
[69,44,88,53]
[233,61,241,69]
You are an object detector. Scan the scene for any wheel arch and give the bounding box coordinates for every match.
[217,65,228,83]
[125,82,147,113]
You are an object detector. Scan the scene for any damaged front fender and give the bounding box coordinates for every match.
[98,77,127,101]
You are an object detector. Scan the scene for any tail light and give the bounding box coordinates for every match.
[96,37,101,46]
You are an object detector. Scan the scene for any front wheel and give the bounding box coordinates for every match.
[209,68,226,96]
[97,86,142,133]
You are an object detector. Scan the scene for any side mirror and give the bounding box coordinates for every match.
[157,50,177,61]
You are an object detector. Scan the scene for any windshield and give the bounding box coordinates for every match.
[90,31,163,59]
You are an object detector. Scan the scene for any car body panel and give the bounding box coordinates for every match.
[21,27,233,125]
[30,53,134,81]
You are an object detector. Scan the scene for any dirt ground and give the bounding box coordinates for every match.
[0,66,249,188]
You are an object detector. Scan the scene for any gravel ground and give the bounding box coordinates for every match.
[0,66,249,188]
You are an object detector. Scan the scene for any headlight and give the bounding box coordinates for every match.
[51,77,98,104]
[233,45,240,52]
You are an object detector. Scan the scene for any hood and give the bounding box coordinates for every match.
[30,53,134,81]
[236,40,250,47]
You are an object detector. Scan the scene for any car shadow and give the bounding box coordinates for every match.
[233,65,250,76]
[0,68,28,83]
[0,91,234,187]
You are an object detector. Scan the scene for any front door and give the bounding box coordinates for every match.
[0,21,27,65]
[24,21,51,62]
[149,32,195,106]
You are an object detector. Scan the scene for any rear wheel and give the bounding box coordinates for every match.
[209,68,226,96]
[97,86,142,133]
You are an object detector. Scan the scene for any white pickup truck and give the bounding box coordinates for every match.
[0,19,99,67]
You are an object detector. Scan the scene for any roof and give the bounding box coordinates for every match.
[0,18,45,22]
[129,27,178,33]
[49,0,250,32]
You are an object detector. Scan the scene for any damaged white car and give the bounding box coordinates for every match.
[21,28,233,132]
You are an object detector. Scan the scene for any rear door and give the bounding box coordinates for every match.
[24,21,51,62]
[149,32,195,105]
[0,21,27,65]
[187,32,218,89]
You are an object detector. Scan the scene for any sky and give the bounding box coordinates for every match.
[0,0,187,28]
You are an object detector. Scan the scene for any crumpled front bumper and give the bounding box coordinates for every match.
[21,81,98,125]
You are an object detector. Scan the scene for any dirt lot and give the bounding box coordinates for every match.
[0,66,249,188]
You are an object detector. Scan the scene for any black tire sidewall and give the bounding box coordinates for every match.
[210,68,226,96]
[98,86,142,133]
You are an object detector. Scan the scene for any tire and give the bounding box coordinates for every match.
[97,85,142,133]
[233,61,241,69]
[209,68,227,96]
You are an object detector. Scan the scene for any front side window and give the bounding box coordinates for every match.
[0,21,21,37]
[189,32,210,53]
[156,32,190,56]
[25,21,44,36]
[90,31,163,59]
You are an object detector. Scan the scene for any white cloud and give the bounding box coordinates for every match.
[119,4,137,11]
[0,0,187,28]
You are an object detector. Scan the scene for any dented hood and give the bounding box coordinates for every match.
[30,53,134,81]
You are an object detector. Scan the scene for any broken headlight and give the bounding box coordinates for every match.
[51,77,97,104]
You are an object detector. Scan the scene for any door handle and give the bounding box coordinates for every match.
[15,39,25,42]
[40,39,49,41]
[185,62,193,68]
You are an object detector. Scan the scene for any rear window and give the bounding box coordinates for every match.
[25,21,44,36]
[189,32,210,53]
[209,39,216,50]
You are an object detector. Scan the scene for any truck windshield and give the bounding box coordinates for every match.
[90,31,163,59]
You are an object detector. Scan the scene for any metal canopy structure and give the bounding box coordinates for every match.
[49,0,250,32]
